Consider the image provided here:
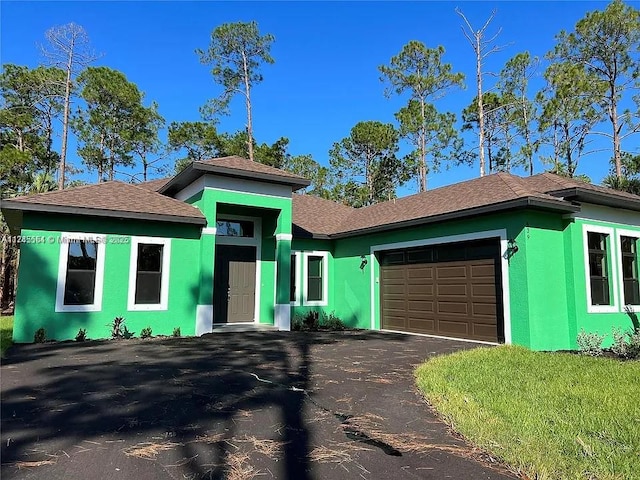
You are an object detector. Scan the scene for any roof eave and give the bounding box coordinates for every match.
[328,197,580,239]
[548,187,640,212]
[1,201,207,226]
[159,162,311,196]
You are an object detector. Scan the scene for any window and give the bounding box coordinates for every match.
[216,220,254,237]
[621,235,640,305]
[290,253,298,303]
[64,241,98,305]
[587,232,611,306]
[135,244,164,304]
[128,237,171,311]
[55,233,106,312]
[302,251,328,306]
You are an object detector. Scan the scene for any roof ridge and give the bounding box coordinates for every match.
[494,172,528,198]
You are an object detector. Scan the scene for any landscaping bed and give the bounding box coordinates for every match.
[416,345,640,480]
[1,316,12,356]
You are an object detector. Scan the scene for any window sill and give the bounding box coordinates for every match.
[587,305,618,314]
[127,304,168,312]
[55,304,102,313]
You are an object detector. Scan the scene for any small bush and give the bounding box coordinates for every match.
[122,326,135,339]
[576,329,605,356]
[172,327,181,337]
[34,327,46,343]
[75,328,88,342]
[292,311,346,331]
[612,326,640,359]
[110,316,126,339]
[320,312,346,331]
[140,326,153,339]
[627,331,640,359]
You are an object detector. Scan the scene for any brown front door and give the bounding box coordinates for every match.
[214,245,256,323]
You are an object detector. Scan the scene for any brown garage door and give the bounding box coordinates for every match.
[380,239,502,342]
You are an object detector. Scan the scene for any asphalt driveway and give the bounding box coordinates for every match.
[1,331,516,480]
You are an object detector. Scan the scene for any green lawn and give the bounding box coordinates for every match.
[416,345,640,480]
[1,315,13,356]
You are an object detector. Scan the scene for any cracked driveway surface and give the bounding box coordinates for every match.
[1,331,516,479]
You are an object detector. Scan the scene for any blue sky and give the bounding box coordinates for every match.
[2,1,634,192]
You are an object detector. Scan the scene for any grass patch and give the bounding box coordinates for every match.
[416,345,640,480]
[1,315,13,356]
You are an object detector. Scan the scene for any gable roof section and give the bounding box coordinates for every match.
[160,156,311,196]
[292,194,355,238]
[1,181,206,227]
[326,173,579,238]
[136,177,172,192]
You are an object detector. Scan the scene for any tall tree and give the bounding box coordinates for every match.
[125,102,165,182]
[537,62,602,177]
[395,100,460,188]
[549,0,640,179]
[41,22,98,189]
[0,64,64,194]
[462,93,508,173]
[168,121,221,165]
[329,121,406,207]
[456,8,506,177]
[284,154,333,199]
[196,21,275,163]
[498,52,539,175]
[379,42,464,191]
[73,67,147,182]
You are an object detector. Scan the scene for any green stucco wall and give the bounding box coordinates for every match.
[14,213,201,343]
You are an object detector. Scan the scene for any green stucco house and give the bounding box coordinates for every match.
[2,156,640,350]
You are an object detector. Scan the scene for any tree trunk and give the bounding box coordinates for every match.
[610,83,622,179]
[59,47,73,190]
[241,51,254,163]
[419,98,427,191]
[564,123,573,177]
[476,36,486,177]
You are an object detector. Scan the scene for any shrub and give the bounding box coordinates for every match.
[320,312,346,331]
[122,326,135,339]
[140,326,153,339]
[172,327,181,337]
[75,328,88,342]
[110,316,126,339]
[33,327,46,343]
[576,329,605,356]
[292,311,346,331]
[611,326,640,359]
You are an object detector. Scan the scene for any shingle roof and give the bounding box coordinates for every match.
[292,194,355,237]
[197,156,308,180]
[136,177,172,192]
[2,181,206,225]
[525,172,640,202]
[323,173,577,237]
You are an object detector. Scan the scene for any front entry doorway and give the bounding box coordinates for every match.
[213,245,257,323]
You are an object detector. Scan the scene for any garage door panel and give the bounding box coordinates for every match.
[408,318,436,332]
[436,265,467,279]
[380,243,500,343]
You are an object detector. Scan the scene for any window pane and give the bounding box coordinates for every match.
[135,244,164,304]
[621,236,639,305]
[587,232,611,306]
[290,254,297,302]
[307,278,323,302]
[216,220,254,237]
[308,256,322,277]
[590,278,610,306]
[64,241,98,305]
[64,270,96,305]
[135,272,162,304]
[67,241,97,270]
[381,251,404,266]
[137,244,163,272]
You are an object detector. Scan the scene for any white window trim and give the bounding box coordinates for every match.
[302,251,329,307]
[55,232,107,313]
[616,228,640,312]
[582,224,618,313]
[127,236,171,311]
[290,251,301,306]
